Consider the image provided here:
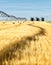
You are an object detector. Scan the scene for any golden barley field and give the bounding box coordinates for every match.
[0,21,51,65]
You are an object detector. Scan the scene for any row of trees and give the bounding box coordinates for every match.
[30,17,44,21]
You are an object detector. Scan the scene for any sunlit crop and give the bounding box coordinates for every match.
[0,21,51,65]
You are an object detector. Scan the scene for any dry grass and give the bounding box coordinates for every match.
[0,21,51,65]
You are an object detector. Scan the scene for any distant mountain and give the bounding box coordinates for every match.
[0,11,27,21]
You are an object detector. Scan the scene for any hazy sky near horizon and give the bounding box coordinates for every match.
[0,0,51,21]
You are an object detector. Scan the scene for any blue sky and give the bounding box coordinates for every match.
[0,0,51,21]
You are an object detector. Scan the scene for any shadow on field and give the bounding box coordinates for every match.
[27,24,46,35]
[0,24,46,65]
